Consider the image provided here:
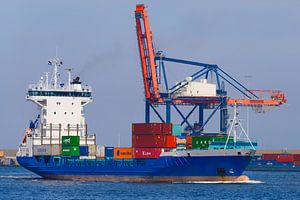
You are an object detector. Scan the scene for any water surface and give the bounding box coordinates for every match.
[0,167,299,200]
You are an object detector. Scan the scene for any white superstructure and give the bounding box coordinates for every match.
[18,58,95,156]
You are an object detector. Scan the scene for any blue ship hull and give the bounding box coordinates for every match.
[17,152,253,182]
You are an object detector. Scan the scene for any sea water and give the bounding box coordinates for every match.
[0,167,299,200]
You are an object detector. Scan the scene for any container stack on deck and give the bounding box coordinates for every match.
[132,123,176,158]
[61,136,80,156]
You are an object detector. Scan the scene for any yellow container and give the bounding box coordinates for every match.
[114,147,133,159]
[0,151,5,157]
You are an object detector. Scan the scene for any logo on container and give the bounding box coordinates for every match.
[142,151,151,156]
[63,138,71,144]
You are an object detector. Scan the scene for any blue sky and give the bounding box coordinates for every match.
[0,0,299,149]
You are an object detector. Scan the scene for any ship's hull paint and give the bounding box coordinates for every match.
[17,153,252,182]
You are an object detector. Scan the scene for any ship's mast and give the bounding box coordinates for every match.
[48,58,63,89]
[65,68,73,89]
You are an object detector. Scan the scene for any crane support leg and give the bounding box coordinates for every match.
[145,101,150,123]
[199,105,204,128]
[220,97,228,133]
[166,101,171,123]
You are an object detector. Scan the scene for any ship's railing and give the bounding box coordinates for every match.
[28,84,92,92]
[32,134,96,146]
[30,123,96,145]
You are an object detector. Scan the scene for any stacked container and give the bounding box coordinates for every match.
[132,123,176,158]
[33,145,61,156]
[172,124,182,136]
[96,145,105,158]
[114,147,133,159]
[105,147,114,158]
[186,135,234,149]
[132,123,176,148]
[61,136,80,156]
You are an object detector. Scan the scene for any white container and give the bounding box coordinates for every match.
[88,144,96,156]
[33,145,60,156]
[96,145,105,157]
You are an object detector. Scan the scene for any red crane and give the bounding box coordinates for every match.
[135,4,160,101]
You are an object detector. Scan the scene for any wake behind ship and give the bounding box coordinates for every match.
[17,5,286,182]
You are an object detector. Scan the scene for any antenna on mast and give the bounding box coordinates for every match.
[65,68,73,89]
[48,58,63,89]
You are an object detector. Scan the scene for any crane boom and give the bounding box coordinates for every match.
[135,4,159,100]
[227,90,287,107]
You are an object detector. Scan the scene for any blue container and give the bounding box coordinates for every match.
[79,146,89,156]
[105,147,114,158]
[172,124,182,136]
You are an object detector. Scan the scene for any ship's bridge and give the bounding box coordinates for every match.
[27,84,92,98]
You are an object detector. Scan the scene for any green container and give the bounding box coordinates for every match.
[213,136,234,142]
[61,146,80,156]
[192,136,213,149]
[62,136,80,146]
[172,124,182,136]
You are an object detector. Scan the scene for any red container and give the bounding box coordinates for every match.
[132,135,175,148]
[166,135,177,148]
[262,154,280,161]
[162,123,172,135]
[276,154,294,163]
[186,136,192,149]
[293,154,300,161]
[132,123,172,135]
[133,148,162,158]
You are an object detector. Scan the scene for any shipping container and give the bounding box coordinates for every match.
[114,147,133,159]
[61,146,80,156]
[132,135,176,148]
[176,138,186,145]
[88,155,96,159]
[166,136,177,148]
[62,136,80,146]
[172,124,182,136]
[213,136,234,142]
[88,145,96,156]
[105,147,114,158]
[79,146,89,156]
[192,136,213,149]
[132,123,172,135]
[262,154,280,160]
[33,145,60,156]
[176,146,186,150]
[96,145,105,157]
[133,148,162,158]
[276,154,294,163]
[293,154,300,161]
[0,151,5,157]
[186,136,192,149]
[162,123,172,135]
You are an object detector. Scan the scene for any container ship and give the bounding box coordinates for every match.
[17,5,286,182]
[247,151,300,171]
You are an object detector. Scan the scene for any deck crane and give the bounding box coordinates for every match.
[135,4,287,134]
